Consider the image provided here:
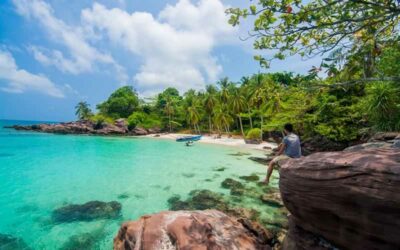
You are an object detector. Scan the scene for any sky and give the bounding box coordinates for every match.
[0,0,323,121]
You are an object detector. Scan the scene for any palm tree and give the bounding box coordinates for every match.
[203,85,218,133]
[213,106,233,134]
[218,77,230,103]
[75,101,92,120]
[230,88,246,137]
[248,73,269,139]
[240,77,253,129]
[164,96,175,132]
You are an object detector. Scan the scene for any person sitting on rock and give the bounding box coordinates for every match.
[264,123,301,185]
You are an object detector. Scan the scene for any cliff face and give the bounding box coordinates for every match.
[279,148,400,250]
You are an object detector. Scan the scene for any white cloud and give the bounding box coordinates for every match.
[13,0,128,84]
[81,0,236,94]
[0,50,64,97]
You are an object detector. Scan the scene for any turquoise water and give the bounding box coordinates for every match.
[0,120,274,249]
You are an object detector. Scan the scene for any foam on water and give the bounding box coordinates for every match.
[0,120,278,249]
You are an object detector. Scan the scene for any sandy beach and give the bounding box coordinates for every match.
[145,133,277,151]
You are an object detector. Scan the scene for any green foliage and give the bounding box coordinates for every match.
[127,112,161,130]
[90,114,114,129]
[75,101,93,120]
[363,82,400,131]
[246,128,261,140]
[227,0,400,69]
[97,86,139,118]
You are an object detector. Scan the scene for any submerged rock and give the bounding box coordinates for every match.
[168,190,229,212]
[60,233,99,250]
[221,178,246,196]
[239,174,260,182]
[280,148,400,250]
[260,192,284,208]
[52,200,121,223]
[0,234,31,250]
[249,156,271,165]
[114,210,273,250]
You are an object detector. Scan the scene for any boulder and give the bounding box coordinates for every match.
[368,132,400,142]
[248,156,272,165]
[52,200,121,223]
[95,124,126,135]
[343,142,391,151]
[147,127,161,134]
[114,210,273,250]
[132,127,148,135]
[279,148,400,250]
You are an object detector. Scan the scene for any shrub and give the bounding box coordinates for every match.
[90,114,114,129]
[246,128,262,140]
[127,112,162,130]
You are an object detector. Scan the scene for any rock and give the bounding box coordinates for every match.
[96,124,126,135]
[260,192,284,208]
[132,127,148,135]
[168,190,229,212]
[249,156,271,165]
[147,127,161,134]
[60,233,98,250]
[301,135,349,155]
[0,234,31,250]
[245,139,262,144]
[114,210,273,250]
[114,119,128,132]
[393,139,400,149]
[279,148,400,250]
[52,200,121,223]
[221,178,244,189]
[343,142,392,151]
[239,174,260,182]
[368,132,400,142]
[282,217,337,250]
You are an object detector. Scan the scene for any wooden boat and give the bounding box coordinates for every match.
[176,135,202,142]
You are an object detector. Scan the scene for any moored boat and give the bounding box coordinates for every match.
[176,135,202,142]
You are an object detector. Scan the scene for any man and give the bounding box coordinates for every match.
[264,123,301,185]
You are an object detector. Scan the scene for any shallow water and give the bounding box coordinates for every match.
[0,120,278,249]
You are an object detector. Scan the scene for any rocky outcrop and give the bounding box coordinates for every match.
[52,200,121,223]
[279,148,400,250]
[6,120,159,136]
[114,210,273,250]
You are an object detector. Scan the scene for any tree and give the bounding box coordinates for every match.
[203,85,219,133]
[164,95,175,132]
[97,86,139,118]
[227,0,400,70]
[75,101,92,120]
[230,88,247,137]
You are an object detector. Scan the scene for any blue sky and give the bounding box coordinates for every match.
[0,0,322,121]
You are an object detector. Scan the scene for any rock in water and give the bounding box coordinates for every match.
[114,210,272,250]
[52,200,121,223]
[279,148,400,250]
[0,234,31,250]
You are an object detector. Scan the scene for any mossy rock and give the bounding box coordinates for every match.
[239,174,260,182]
[0,234,31,250]
[52,200,121,223]
[221,178,245,190]
[60,233,98,250]
[167,190,229,212]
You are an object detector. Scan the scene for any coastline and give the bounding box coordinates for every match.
[145,133,278,151]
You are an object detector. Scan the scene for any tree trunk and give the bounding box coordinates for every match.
[248,109,253,129]
[238,116,245,138]
[208,115,212,134]
[169,114,172,132]
[260,115,264,140]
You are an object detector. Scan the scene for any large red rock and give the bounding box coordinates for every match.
[114,210,272,250]
[279,148,400,250]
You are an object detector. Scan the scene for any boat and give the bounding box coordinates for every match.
[176,135,202,142]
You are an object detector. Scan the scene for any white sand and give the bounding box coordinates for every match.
[145,133,277,151]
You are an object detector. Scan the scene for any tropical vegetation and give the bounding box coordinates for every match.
[75,0,400,144]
